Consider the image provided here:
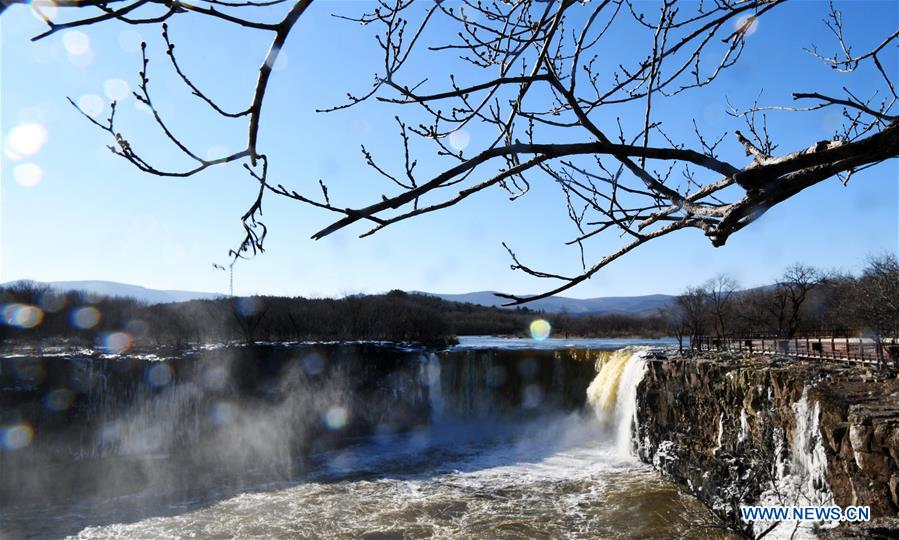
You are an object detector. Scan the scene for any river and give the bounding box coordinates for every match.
[0,337,724,539]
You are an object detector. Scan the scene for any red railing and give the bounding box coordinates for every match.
[691,335,899,368]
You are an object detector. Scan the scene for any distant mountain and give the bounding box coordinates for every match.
[3,279,674,316]
[416,291,675,316]
[2,280,223,305]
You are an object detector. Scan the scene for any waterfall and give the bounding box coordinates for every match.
[586,347,647,455]
[713,413,724,454]
[789,389,831,505]
[739,408,750,443]
[422,353,445,421]
[429,348,597,419]
[96,381,206,458]
[756,388,836,538]
[591,349,614,374]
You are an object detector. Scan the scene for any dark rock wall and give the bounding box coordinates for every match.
[634,355,899,521]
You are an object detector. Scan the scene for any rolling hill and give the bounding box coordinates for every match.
[1,280,223,305]
[3,280,674,315]
[417,291,674,316]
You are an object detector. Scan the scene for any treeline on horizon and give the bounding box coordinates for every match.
[0,286,668,349]
[1,253,895,349]
[664,253,898,348]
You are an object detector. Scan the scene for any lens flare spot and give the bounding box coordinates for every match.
[103,332,132,354]
[529,319,551,341]
[16,305,43,328]
[99,423,121,445]
[1,304,44,329]
[302,353,325,376]
[72,306,100,329]
[6,123,48,158]
[103,79,131,102]
[210,401,237,426]
[78,94,104,118]
[1,305,16,323]
[201,366,228,391]
[734,15,758,36]
[126,319,149,339]
[118,29,143,53]
[522,384,544,409]
[323,406,348,430]
[146,364,173,387]
[448,129,470,151]
[62,30,90,55]
[235,297,258,317]
[2,424,34,451]
[14,163,43,187]
[39,291,66,313]
[44,388,75,412]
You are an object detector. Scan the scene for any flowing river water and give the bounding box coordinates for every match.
[0,338,726,539]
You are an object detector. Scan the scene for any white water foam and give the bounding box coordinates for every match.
[30,346,674,539]
[70,412,664,540]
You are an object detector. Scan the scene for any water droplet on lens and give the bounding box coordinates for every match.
[146,363,173,387]
[529,319,551,341]
[1,424,34,451]
[302,353,324,376]
[323,406,348,430]
[210,401,237,426]
[522,384,543,409]
[44,388,75,412]
[71,307,100,329]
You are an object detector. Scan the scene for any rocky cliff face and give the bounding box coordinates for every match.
[634,354,899,535]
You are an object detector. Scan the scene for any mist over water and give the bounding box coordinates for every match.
[1,339,715,539]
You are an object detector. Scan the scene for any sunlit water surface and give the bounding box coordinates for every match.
[2,339,718,539]
[69,418,708,539]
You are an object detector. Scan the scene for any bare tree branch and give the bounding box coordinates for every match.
[9,0,898,302]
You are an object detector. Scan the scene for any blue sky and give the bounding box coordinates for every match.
[2,0,897,298]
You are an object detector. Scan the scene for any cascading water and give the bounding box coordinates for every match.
[586,347,648,456]
[420,352,445,421]
[756,387,837,538]
[790,390,831,503]
[431,347,597,418]
[3,339,710,540]
[0,344,433,509]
